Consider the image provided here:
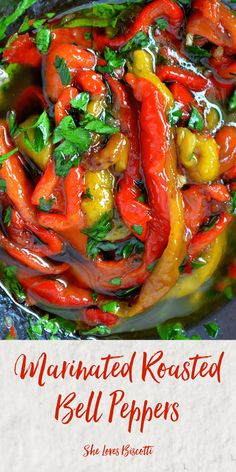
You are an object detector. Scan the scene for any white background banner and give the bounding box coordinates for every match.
[0,341,235,472]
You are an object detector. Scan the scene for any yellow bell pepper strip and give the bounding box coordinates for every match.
[81,170,115,227]
[15,115,53,170]
[166,232,227,299]
[129,50,174,109]
[176,128,220,183]
[93,132,129,172]
[128,133,185,317]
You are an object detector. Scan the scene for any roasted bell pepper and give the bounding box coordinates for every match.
[157,64,210,92]
[28,279,93,307]
[15,85,47,123]
[216,126,236,175]
[187,0,236,52]
[84,308,119,326]
[55,87,78,126]
[169,83,196,119]
[93,132,129,172]
[46,44,96,102]
[188,212,232,259]
[81,169,114,227]
[75,70,106,96]
[3,33,42,67]
[50,27,93,49]
[177,128,220,183]
[107,0,184,48]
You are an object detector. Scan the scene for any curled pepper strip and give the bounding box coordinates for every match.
[38,166,87,254]
[45,43,96,102]
[75,70,106,96]
[188,212,232,260]
[169,83,196,119]
[3,33,42,67]
[187,0,236,52]
[0,229,68,274]
[216,126,236,175]
[54,87,78,126]
[28,279,93,308]
[31,159,61,206]
[105,0,184,49]
[105,75,152,240]
[156,65,210,92]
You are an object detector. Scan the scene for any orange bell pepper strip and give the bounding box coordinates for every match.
[45,43,96,102]
[187,0,236,52]
[3,33,42,67]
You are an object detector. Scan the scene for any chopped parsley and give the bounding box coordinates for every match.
[191,257,207,270]
[82,188,93,200]
[168,104,183,125]
[70,92,90,112]
[109,277,122,286]
[35,27,52,54]
[224,285,234,301]
[54,55,71,86]
[20,111,51,153]
[188,105,204,131]
[186,44,211,59]
[4,206,12,227]
[204,322,219,339]
[38,197,55,212]
[120,32,149,54]
[228,89,236,111]
[80,112,119,134]
[80,324,111,336]
[97,47,125,75]
[155,18,168,30]
[0,263,25,302]
[131,224,143,236]
[0,178,6,191]
[157,321,201,340]
[147,260,158,272]
[81,212,113,259]
[101,300,119,313]
[27,315,76,340]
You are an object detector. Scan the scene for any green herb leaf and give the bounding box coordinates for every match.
[38,197,55,212]
[200,215,219,232]
[116,284,141,297]
[120,31,149,54]
[109,277,122,286]
[230,191,236,215]
[168,104,183,125]
[204,322,219,338]
[54,55,71,86]
[229,89,236,111]
[82,187,93,200]
[54,143,81,177]
[101,300,119,313]
[0,147,18,165]
[0,0,37,41]
[19,16,30,33]
[0,178,6,191]
[80,112,119,134]
[70,92,90,112]
[80,324,111,336]
[224,285,234,301]
[97,46,125,74]
[20,111,51,152]
[81,212,112,259]
[27,314,76,340]
[188,105,204,131]
[155,18,168,30]
[186,44,211,59]
[191,256,207,270]
[131,224,143,236]
[4,206,12,227]
[0,262,25,302]
[157,322,189,340]
[35,27,52,54]
[147,260,158,272]
[8,111,19,137]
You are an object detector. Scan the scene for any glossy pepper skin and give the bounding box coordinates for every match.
[28,279,93,308]
[187,0,236,52]
[3,33,42,67]
[157,65,210,92]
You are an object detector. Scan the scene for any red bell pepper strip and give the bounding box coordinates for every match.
[38,166,88,254]
[45,44,96,102]
[204,184,231,203]
[75,70,106,96]
[0,229,68,274]
[54,87,78,126]
[105,0,184,49]
[50,27,92,49]
[105,75,152,240]
[15,85,47,123]
[210,55,236,80]
[182,187,208,238]
[168,83,196,119]
[157,65,210,92]
[3,33,42,67]
[216,126,236,175]
[83,308,119,327]
[126,73,170,265]
[224,165,236,181]
[228,261,236,280]
[28,279,93,307]
[188,212,232,260]
[0,123,64,256]
[31,159,61,206]
[187,0,236,52]
[7,209,34,248]
[116,177,152,242]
